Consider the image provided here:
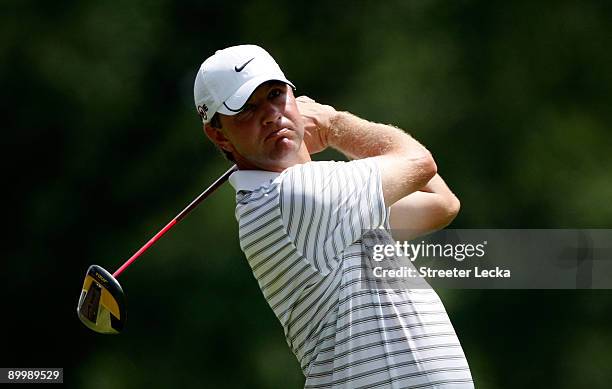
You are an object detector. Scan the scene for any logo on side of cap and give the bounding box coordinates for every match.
[234,57,255,72]
[197,104,208,121]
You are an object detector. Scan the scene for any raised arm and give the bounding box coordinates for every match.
[296,96,459,239]
[296,96,436,207]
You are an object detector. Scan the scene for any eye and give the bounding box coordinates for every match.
[268,87,284,99]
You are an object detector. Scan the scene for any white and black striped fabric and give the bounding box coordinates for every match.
[229,159,474,388]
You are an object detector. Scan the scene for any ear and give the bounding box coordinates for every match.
[203,123,234,154]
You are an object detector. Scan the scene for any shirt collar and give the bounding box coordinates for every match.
[228,170,282,192]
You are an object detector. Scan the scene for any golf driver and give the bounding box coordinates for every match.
[77,164,237,334]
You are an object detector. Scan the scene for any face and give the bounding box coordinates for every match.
[205,81,310,172]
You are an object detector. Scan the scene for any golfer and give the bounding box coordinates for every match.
[194,45,474,388]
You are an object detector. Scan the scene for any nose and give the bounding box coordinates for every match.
[261,101,282,126]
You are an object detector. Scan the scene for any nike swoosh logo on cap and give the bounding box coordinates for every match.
[234,57,255,72]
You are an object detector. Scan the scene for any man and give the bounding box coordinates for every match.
[194,44,474,388]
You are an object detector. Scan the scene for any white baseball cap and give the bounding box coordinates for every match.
[194,44,295,124]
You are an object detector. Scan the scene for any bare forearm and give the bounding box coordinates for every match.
[327,111,438,205]
[416,174,461,220]
[327,111,430,161]
[390,174,461,240]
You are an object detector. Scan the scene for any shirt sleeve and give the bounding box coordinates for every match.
[278,159,388,275]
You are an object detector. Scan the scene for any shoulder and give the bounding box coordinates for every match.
[276,159,382,213]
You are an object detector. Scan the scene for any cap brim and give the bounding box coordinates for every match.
[217,75,295,115]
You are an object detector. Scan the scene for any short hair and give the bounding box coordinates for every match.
[210,113,222,129]
[209,113,235,162]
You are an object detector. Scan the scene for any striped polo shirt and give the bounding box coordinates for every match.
[229,159,474,388]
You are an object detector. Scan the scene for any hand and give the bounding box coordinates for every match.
[296,95,337,154]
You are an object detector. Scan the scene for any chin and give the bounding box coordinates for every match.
[260,150,304,172]
[242,137,308,171]
[268,138,301,159]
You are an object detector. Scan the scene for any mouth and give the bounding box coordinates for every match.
[265,128,292,140]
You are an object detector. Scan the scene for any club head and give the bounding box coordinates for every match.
[77,265,126,334]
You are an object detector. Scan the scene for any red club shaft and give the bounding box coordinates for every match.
[112,165,237,278]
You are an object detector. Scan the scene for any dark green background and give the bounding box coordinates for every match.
[3,1,612,388]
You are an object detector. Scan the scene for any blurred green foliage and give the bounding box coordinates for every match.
[2,1,612,388]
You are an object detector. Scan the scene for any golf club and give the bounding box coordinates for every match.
[77,164,237,334]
